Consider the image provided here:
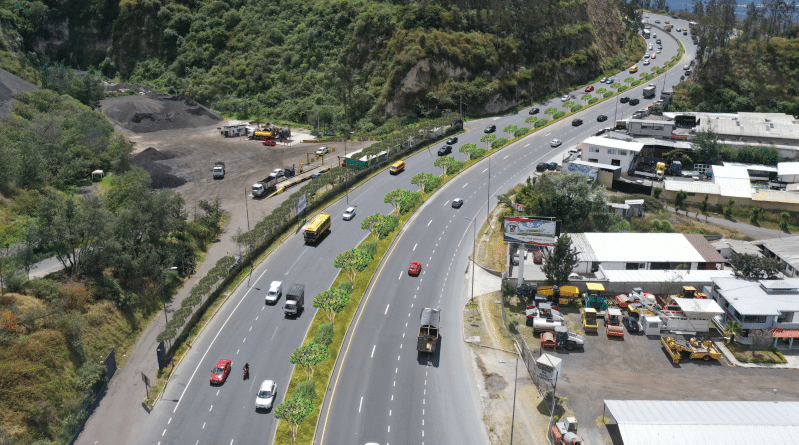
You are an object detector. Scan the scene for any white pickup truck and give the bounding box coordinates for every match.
[266,281,282,304]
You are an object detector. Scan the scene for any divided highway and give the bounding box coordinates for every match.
[132,12,695,445]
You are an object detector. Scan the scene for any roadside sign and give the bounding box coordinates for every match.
[295,194,307,215]
[503,216,561,246]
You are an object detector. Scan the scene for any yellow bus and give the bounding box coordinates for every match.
[304,213,331,243]
[389,160,405,175]
[629,65,638,73]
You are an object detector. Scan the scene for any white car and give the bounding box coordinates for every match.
[656,49,661,53]
[644,54,650,59]
[649,45,653,50]
[684,64,690,70]
[551,139,562,147]
[561,95,571,102]
[269,168,285,178]
[343,206,356,220]
[255,380,277,410]
[315,146,329,155]
[643,59,650,65]
[652,53,657,59]
[266,281,282,304]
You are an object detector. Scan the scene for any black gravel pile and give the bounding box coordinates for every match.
[101,92,222,134]
[131,147,186,189]
[0,68,40,119]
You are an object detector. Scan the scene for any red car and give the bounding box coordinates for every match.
[533,252,543,264]
[585,85,595,92]
[262,139,276,146]
[408,261,422,276]
[210,359,231,384]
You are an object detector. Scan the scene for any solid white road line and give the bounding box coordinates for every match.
[413,243,417,251]
[371,345,376,358]
[385,304,390,314]
[359,397,363,413]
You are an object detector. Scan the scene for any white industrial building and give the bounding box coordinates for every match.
[756,236,799,278]
[580,136,644,173]
[778,162,799,183]
[569,233,726,275]
[599,269,734,295]
[221,122,249,137]
[663,111,799,152]
[604,400,799,445]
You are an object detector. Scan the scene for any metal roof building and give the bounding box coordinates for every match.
[756,236,799,278]
[598,269,734,294]
[778,162,799,183]
[604,400,799,445]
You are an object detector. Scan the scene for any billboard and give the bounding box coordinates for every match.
[503,216,561,246]
[567,162,598,179]
[295,194,307,215]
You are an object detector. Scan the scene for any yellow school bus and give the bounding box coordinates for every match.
[629,65,638,73]
[304,213,331,243]
[389,160,405,175]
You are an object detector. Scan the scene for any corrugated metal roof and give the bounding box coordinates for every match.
[712,165,751,179]
[663,180,720,195]
[715,177,753,198]
[601,269,734,283]
[671,297,724,316]
[569,233,596,263]
[759,236,799,271]
[606,400,799,445]
[683,234,727,263]
[583,136,644,151]
[582,233,706,263]
[712,277,799,316]
[778,161,799,176]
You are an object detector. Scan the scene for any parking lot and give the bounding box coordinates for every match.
[544,309,799,445]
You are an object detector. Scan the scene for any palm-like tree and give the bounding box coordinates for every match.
[723,320,744,344]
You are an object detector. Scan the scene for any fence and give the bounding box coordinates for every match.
[68,348,117,444]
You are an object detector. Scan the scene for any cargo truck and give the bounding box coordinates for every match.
[417,308,440,353]
[252,176,279,198]
[213,162,225,179]
[283,284,304,317]
[643,84,656,98]
[304,213,331,244]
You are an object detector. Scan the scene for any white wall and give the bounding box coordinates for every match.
[583,144,639,173]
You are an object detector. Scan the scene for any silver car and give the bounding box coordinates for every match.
[343,206,356,220]
[551,139,563,147]
[255,380,276,410]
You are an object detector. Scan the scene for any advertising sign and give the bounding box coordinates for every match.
[503,216,560,246]
[535,353,562,383]
[295,194,307,215]
[567,162,598,179]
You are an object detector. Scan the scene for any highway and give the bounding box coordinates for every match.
[132,11,695,445]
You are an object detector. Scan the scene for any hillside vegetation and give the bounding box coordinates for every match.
[1,0,636,133]
[671,28,799,115]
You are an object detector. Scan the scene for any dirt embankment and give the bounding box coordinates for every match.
[101,92,222,135]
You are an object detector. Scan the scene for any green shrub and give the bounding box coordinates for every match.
[508,319,519,333]
[588,97,599,105]
[314,323,335,347]
[653,187,662,198]
[514,127,530,137]
[3,271,28,293]
[553,111,566,120]
[618,85,630,92]
[27,279,63,303]
[780,219,789,231]
[603,91,614,98]
[470,148,486,160]
[292,380,316,401]
[399,192,420,214]
[535,119,549,128]
[337,280,354,294]
[571,104,583,112]
[361,241,377,258]
[491,138,508,149]
[447,160,466,175]
[723,207,732,218]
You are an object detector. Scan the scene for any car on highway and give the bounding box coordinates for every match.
[683,30,688,35]
[597,114,608,122]
[550,139,562,147]
[584,85,594,92]
[600,77,607,83]
[572,118,583,126]
[643,60,650,66]
[656,49,661,53]
[533,252,543,264]
[644,53,650,59]
[446,136,458,145]
[437,145,452,156]
[629,98,640,105]
[343,206,356,220]
[652,53,657,59]
[676,27,681,32]
[649,44,653,50]
[529,107,540,115]
[623,316,640,333]
[452,198,464,208]
[255,380,277,410]
[656,39,662,44]
[315,146,329,155]
[665,20,670,23]
[561,95,571,102]
[605,77,615,84]
[262,139,276,146]
[655,19,660,23]
[408,261,422,276]
[619,96,629,103]
[484,124,496,133]
[210,359,231,385]
[536,162,548,172]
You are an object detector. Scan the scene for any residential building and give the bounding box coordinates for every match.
[580,137,644,173]
[756,236,799,278]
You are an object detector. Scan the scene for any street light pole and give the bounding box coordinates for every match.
[464,216,476,304]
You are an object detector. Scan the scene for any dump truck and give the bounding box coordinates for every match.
[254,125,291,141]
[538,285,580,306]
[283,284,304,317]
[417,308,440,353]
[252,176,279,198]
[605,308,624,338]
[213,162,225,179]
[304,213,331,244]
[551,417,584,445]
[581,308,598,333]
[643,84,656,98]
[661,336,722,364]
[583,283,607,312]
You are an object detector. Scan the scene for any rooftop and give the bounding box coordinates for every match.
[778,162,799,178]
[663,111,799,141]
[711,239,763,257]
[600,269,734,283]
[670,297,724,316]
[758,236,799,272]
[571,233,712,264]
[583,136,644,152]
[712,165,751,180]
[712,277,799,316]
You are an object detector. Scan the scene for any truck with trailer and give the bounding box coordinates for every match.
[213,162,225,179]
[283,284,304,317]
[252,176,279,198]
[661,336,722,363]
[304,213,331,244]
[417,308,440,353]
[642,84,656,98]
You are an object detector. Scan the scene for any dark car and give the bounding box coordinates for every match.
[446,136,458,145]
[484,124,496,133]
[452,198,464,208]
[547,162,558,171]
[629,98,640,105]
[536,162,548,172]
[572,118,583,126]
[597,114,608,122]
[623,316,640,333]
[529,107,540,115]
[437,145,452,156]
[619,96,630,103]
[228,255,242,275]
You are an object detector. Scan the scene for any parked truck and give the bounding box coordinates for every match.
[538,285,580,307]
[643,84,656,98]
[252,176,279,198]
[283,284,304,317]
[213,162,225,179]
[551,417,584,445]
[417,308,440,353]
[581,308,598,333]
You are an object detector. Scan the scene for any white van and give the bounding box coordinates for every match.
[266,281,283,304]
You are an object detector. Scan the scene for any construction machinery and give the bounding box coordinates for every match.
[539,285,580,306]
[661,336,722,364]
[554,326,585,351]
[581,308,598,333]
[583,282,608,312]
[605,308,624,338]
[628,291,659,318]
[551,417,584,445]
[253,124,291,141]
[675,285,708,299]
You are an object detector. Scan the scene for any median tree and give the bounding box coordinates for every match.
[433,155,455,177]
[458,143,477,157]
[624,77,634,85]
[274,397,314,443]
[544,107,557,118]
[503,124,518,138]
[384,189,406,213]
[479,134,496,150]
[562,100,574,109]
[334,248,372,281]
[411,172,439,197]
[312,288,351,323]
[524,116,538,128]
[361,213,394,241]
[581,94,592,104]
[289,342,330,380]
[542,235,579,285]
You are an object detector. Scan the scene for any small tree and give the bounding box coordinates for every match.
[624,77,634,84]
[597,88,607,95]
[458,143,477,156]
[653,187,663,199]
[699,194,709,221]
[384,189,405,214]
[312,288,351,323]
[503,124,517,138]
[524,116,538,128]
[750,206,761,225]
[334,248,372,281]
[562,100,574,109]
[410,172,439,197]
[433,155,454,177]
[730,253,782,280]
[361,213,393,241]
[479,134,496,149]
[723,320,743,344]
[544,107,557,118]
[289,343,330,380]
[581,94,592,104]
[274,397,314,442]
[541,235,579,285]
[674,190,688,212]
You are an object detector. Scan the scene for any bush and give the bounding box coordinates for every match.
[618,85,629,92]
[603,91,614,98]
[399,192,420,214]
[3,271,28,293]
[571,104,583,112]
[553,111,566,120]
[491,138,508,149]
[723,207,732,218]
[447,160,466,175]
[514,127,530,137]
[292,380,316,401]
[653,187,662,198]
[508,319,519,333]
[314,323,335,347]
[780,219,789,231]
[588,97,599,104]
[535,119,549,128]
[361,241,378,258]
[337,280,353,294]
[470,148,486,160]
[27,279,63,303]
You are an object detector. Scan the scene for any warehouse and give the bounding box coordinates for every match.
[598,269,734,295]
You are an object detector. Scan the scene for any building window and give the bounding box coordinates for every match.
[777,312,793,323]
[626,263,640,270]
[588,158,598,163]
[589,147,600,153]
[611,159,621,166]
[742,315,767,324]
[618,150,627,156]
[608,149,617,155]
